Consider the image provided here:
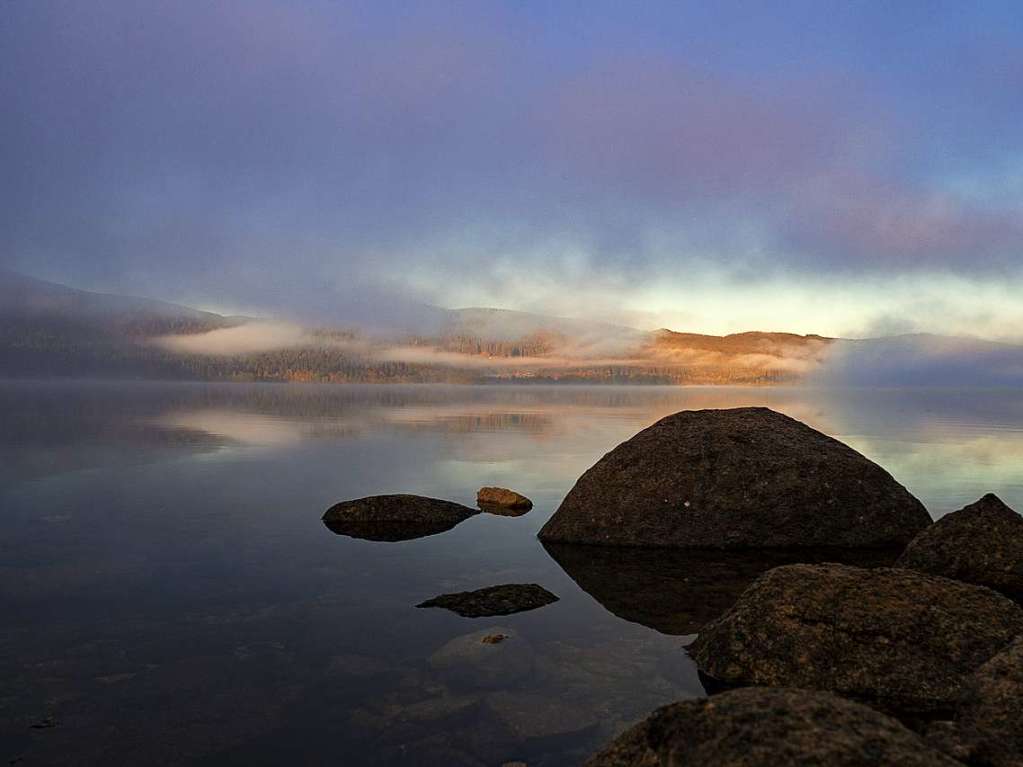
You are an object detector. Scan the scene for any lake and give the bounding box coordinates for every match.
[2,381,1022,766]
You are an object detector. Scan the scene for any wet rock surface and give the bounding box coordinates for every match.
[322,494,478,541]
[584,687,963,767]
[543,542,899,635]
[539,407,930,548]
[477,487,533,514]
[690,563,1023,715]
[418,584,559,618]
[929,638,1023,767]
[898,493,1023,598]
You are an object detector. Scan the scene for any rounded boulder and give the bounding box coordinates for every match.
[539,407,930,548]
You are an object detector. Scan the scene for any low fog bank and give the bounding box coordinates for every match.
[814,334,1023,387]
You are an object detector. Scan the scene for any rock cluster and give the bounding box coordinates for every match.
[539,407,930,548]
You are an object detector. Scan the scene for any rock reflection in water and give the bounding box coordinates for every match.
[322,517,471,542]
[542,542,900,635]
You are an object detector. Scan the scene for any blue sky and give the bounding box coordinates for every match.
[2,1,1021,336]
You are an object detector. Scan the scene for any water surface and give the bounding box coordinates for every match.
[2,382,1022,765]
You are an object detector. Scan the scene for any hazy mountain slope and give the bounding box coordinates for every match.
[0,270,235,335]
[653,329,832,354]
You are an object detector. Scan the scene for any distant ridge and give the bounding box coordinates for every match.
[2,271,1021,386]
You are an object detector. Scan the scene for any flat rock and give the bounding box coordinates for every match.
[584,687,962,767]
[542,542,899,635]
[898,493,1023,598]
[322,494,478,541]
[417,584,559,618]
[929,638,1023,767]
[539,407,930,548]
[690,563,1023,714]
[477,487,533,515]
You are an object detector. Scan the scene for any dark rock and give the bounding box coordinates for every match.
[690,563,1023,715]
[417,584,559,618]
[898,493,1023,598]
[539,407,930,548]
[477,487,533,515]
[542,542,899,635]
[584,687,961,767]
[322,494,478,541]
[928,638,1023,767]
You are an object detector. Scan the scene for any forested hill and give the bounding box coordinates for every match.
[5,272,1019,386]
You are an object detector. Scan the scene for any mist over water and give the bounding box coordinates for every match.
[2,381,1021,764]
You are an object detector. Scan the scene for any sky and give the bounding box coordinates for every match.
[1,0,1021,338]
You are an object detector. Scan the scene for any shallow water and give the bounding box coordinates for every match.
[2,381,1021,766]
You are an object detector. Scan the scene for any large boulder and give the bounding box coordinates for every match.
[690,563,1023,715]
[538,407,930,548]
[542,542,899,635]
[584,687,962,767]
[898,493,1023,598]
[929,638,1023,767]
[322,494,477,541]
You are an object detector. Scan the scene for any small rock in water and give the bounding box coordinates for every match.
[477,486,533,515]
[481,633,507,645]
[321,494,478,541]
[898,493,1023,598]
[417,583,559,618]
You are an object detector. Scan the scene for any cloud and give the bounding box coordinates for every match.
[153,322,336,356]
[814,335,1023,387]
[1,1,1022,338]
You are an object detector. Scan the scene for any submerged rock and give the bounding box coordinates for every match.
[477,487,533,515]
[584,687,962,767]
[322,494,478,541]
[417,584,559,618]
[538,407,930,548]
[929,638,1023,767]
[428,627,534,690]
[898,493,1023,598]
[690,563,1023,714]
[542,542,899,635]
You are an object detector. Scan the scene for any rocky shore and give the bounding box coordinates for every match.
[562,408,1023,766]
[321,407,1023,765]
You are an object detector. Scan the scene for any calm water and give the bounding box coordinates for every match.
[2,381,1022,766]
